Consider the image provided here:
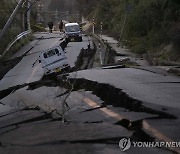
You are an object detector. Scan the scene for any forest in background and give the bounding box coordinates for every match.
[48,0,77,13]
[1,0,180,63]
[77,0,180,62]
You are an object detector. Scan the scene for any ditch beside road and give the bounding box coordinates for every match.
[94,34,180,76]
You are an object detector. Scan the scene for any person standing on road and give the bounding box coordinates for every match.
[48,21,54,33]
[59,20,64,32]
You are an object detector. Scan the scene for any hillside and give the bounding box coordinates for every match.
[0,1,21,55]
[77,0,180,64]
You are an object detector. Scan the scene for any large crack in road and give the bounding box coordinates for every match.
[68,78,178,143]
[71,78,176,119]
[0,35,179,154]
[0,38,96,128]
[0,70,173,150]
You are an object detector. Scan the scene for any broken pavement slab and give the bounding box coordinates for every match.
[66,91,159,124]
[0,144,124,154]
[0,121,131,146]
[68,68,180,147]
[0,104,13,115]
[0,110,47,129]
[0,86,67,117]
[69,68,180,109]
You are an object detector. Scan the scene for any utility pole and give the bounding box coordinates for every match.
[37,2,43,24]
[55,9,58,23]
[118,0,132,47]
[100,22,103,40]
[23,0,32,30]
[27,0,31,30]
[0,0,25,40]
[118,13,128,46]
[66,11,69,22]
[92,17,95,34]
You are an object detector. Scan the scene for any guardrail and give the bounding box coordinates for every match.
[0,30,31,59]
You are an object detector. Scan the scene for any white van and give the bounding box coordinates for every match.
[65,23,82,42]
[39,46,70,75]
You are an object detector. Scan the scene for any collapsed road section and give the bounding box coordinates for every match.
[70,78,176,119]
[1,67,179,153]
[0,33,97,120]
[0,32,180,154]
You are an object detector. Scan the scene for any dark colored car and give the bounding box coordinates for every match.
[65,23,82,42]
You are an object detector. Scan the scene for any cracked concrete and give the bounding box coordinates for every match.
[0,32,179,154]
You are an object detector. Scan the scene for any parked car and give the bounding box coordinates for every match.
[39,46,70,75]
[64,23,83,42]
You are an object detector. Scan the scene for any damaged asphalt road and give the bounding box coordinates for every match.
[0,32,180,154]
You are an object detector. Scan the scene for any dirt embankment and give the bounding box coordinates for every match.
[147,42,180,66]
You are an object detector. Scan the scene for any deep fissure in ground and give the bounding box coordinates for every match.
[71,78,176,119]
[0,37,176,147]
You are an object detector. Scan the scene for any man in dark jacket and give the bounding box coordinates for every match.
[48,21,54,33]
[59,20,64,32]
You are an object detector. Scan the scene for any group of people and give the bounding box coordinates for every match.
[48,20,64,33]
